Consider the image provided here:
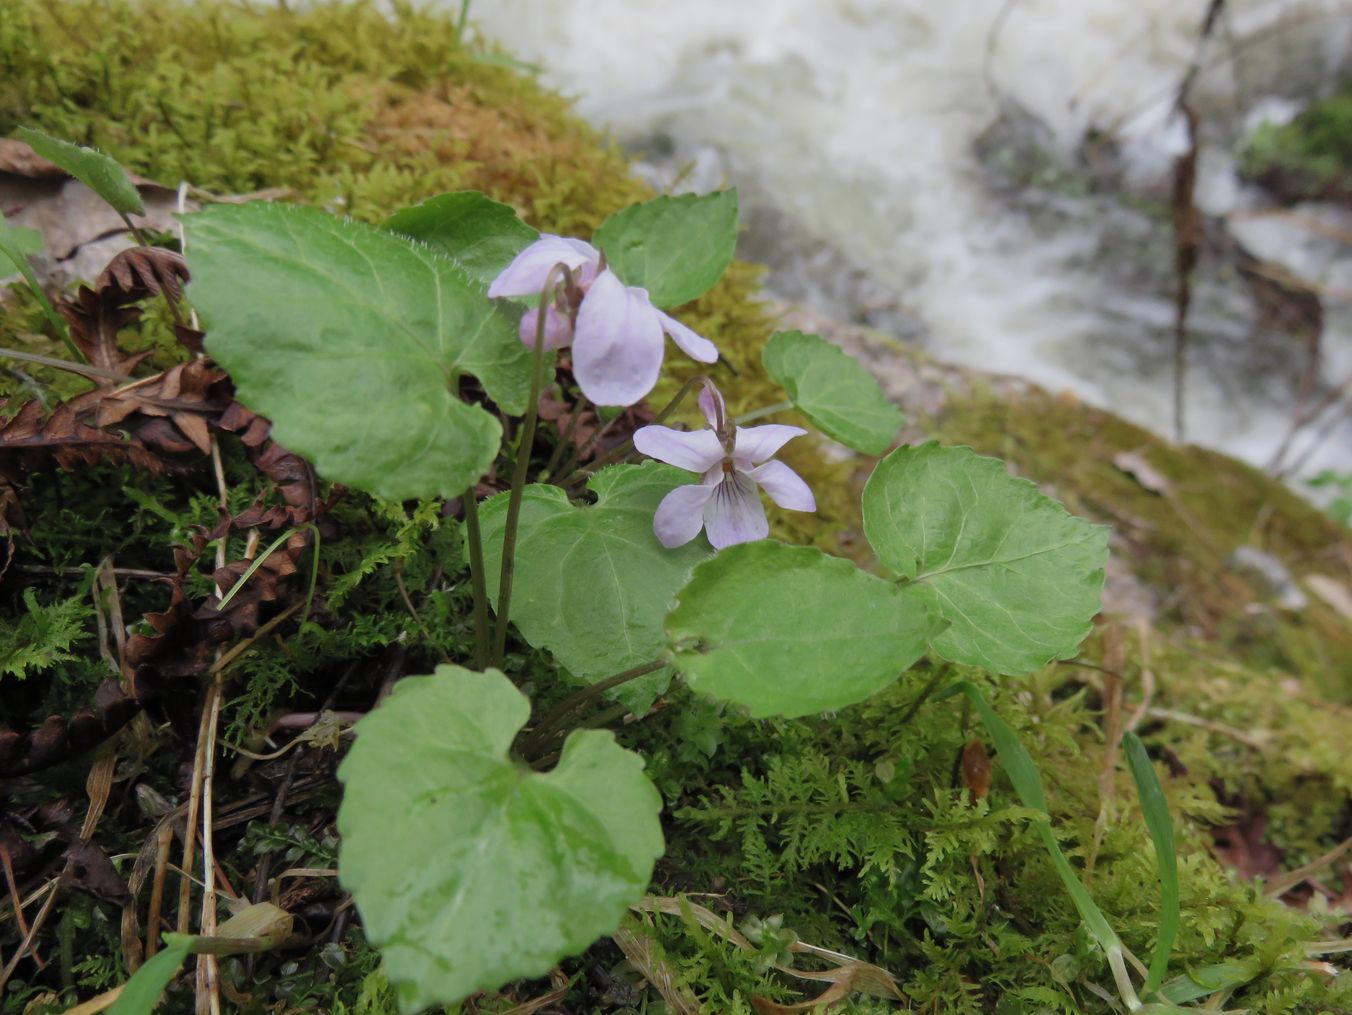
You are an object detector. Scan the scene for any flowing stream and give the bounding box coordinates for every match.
[471,0,1352,479]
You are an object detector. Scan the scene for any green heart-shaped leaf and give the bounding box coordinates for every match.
[183,202,532,499]
[762,330,904,455]
[478,462,711,712]
[15,126,145,217]
[665,541,941,718]
[383,191,538,284]
[862,443,1109,673]
[593,190,738,308]
[337,665,664,1013]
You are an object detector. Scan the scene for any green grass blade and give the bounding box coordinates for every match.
[216,527,300,611]
[954,682,1142,1010]
[108,939,191,1015]
[1125,731,1181,995]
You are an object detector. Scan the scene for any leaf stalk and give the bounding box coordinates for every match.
[491,263,565,667]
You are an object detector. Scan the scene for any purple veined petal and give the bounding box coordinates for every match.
[652,480,719,548]
[572,270,665,406]
[702,472,769,549]
[731,424,808,466]
[744,460,816,512]
[657,310,719,364]
[487,235,600,298]
[518,304,574,351]
[697,382,726,431]
[633,425,726,473]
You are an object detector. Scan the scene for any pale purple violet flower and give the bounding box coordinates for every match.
[633,383,816,549]
[487,234,718,407]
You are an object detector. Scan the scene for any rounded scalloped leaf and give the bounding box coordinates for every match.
[337,665,664,1013]
[383,191,538,285]
[664,541,941,718]
[761,330,903,455]
[183,201,532,500]
[862,442,1109,674]
[592,190,738,308]
[476,462,711,713]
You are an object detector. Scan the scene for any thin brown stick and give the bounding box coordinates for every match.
[144,820,174,960]
[0,885,58,989]
[178,691,211,935]
[1268,367,1352,477]
[393,561,432,643]
[196,675,224,1015]
[1124,620,1156,734]
[1089,627,1126,872]
[1265,833,1352,898]
[0,848,32,957]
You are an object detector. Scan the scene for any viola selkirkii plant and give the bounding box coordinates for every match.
[164,180,1175,1013]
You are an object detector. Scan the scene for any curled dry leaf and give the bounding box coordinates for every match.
[0,680,140,778]
[95,246,189,307]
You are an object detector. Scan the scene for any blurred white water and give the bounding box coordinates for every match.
[469,0,1352,476]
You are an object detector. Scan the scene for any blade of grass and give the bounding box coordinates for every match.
[214,532,312,610]
[939,681,1143,1011]
[1124,731,1180,995]
[0,219,83,363]
[107,938,191,1015]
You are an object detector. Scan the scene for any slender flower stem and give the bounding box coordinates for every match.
[519,659,665,760]
[561,374,711,488]
[491,264,565,668]
[118,212,151,250]
[461,489,490,671]
[540,390,591,481]
[651,374,712,427]
[732,400,794,425]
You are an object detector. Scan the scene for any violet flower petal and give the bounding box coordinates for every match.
[745,460,817,512]
[698,383,726,430]
[633,425,726,473]
[732,424,808,466]
[572,270,664,406]
[703,472,769,548]
[657,309,718,364]
[652,481,719,548]
[487,235,599,298]
[518,304,574,351]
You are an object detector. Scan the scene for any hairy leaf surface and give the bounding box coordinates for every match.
[478,462,710,711]
[665,541,939,717]
[337,666,664,1012]
[16,126,145,216]
[862,443,1108,673]
[762,330,903,455]
[593,191,737,308]
[184,202,531,499]
[383,191,538,284]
